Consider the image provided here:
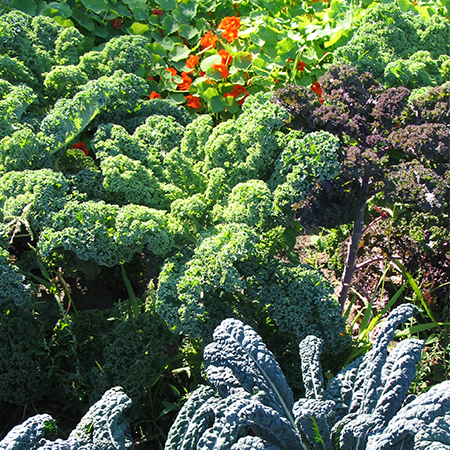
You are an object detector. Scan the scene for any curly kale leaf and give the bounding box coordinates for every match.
[0,248,32,307]
[79,35,155,80]
[38,70,148,154]
[203,92,290,189]
[388,124,450,174]
[0,128,52,175]
[37,201,177,266]
[43,65,90,100]
[0,169,70,233]
[333,4,450,88]
[89,313,173,421]
[101,98,192,134]
[0,11,71,90]
[384,50,444,88]
[0,306,49,405]
[0,79,36,140]
[91,123,162,175]
[155,223,262,340]
[386,161,449,214]
[246,261,350,356]
[180,114,214,163]
[100,154,167,209]
[214,180,275,230]
[269,131,341,217]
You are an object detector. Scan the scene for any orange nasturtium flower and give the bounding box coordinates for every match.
[149,91,162,99]
[212,63,229,79]
[311,81,323,97]
[218,49,233,67]
[186,54,199,69]
[186,95,201,108]
[218,16,240,31]
[224,84,249,106]
[311,81,324,105]
[200,31,219,50]
[178,71,192,90]
[217,16,240,43]
[297,60,307,71]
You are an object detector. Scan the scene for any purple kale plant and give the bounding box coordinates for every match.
[272,64,450,310]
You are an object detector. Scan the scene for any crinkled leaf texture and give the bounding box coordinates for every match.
[366,380,450,450]
[0,387,134,450]
[165,304,450,450]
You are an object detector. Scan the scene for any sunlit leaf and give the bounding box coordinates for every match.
[42,2,72,19]
[155,0,177,9]
[178,24,199,41]
[234,51,253,70]
[131,6,150,22]
[71,8,95,31]
[167,93,186,104]
[8,0,37,15]
[80,0,107,14]
[128,22,151,35]
[169,45,191,62]
[173,0,198,24]
[162,15,179,34]
[210,95,226,113]
[200,54,222,71]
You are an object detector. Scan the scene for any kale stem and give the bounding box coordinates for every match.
[337,173,369,311]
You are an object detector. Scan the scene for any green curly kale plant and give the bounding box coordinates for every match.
[333,3,450,89]
[155,223,349,357]
[165,304,450,449]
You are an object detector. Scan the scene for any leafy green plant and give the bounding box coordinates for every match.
[164,304,450,449]
[0,387,134,449]
[333,3,450,89]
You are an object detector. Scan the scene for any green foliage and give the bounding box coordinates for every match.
[0,79,36,140]
[37,201,178,266]
[0,249,32,307]
[52,303,176,421]
[246,260,350,355]
[203,92,290,188]
[0,305,49,405]
[0,169,70,231]
[156,223,349,358]
[0,387,134,449]
[38,70,148,154]
[165,304,444,450]
[334,3,450,89]
[214,179,275,230]
[268,130,341,216]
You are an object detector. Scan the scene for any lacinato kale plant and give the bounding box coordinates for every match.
[164,304,450,450]
[0,387,134,449]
